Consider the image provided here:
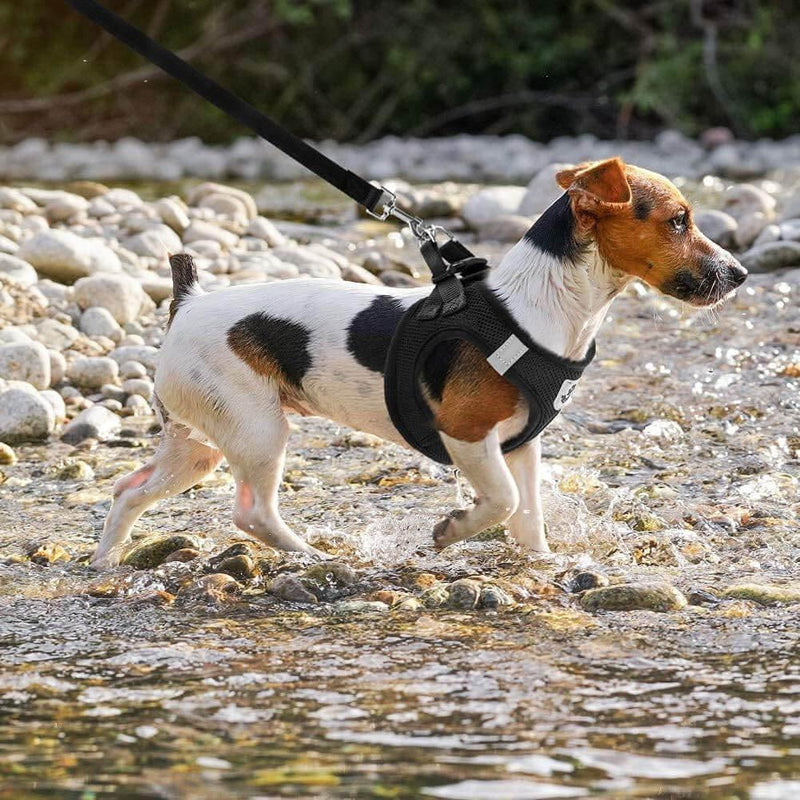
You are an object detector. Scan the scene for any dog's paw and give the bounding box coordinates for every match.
[89,553,121,570]
[432,517,456,550]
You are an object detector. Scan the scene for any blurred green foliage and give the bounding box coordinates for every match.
[0,0,797,143]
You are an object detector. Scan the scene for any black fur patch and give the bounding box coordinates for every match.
[227,313,311,388]
[633,194,654,221]
[662,269,700,301]
[523,193,581,262]
[347,295,405,374]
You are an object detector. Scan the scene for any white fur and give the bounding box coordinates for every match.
[93,230,627,567]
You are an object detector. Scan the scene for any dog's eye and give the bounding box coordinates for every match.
[670,212,688,233]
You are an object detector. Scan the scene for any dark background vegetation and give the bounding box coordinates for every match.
[1,0,797,144]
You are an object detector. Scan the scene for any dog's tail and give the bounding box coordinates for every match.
[167,252,199,328]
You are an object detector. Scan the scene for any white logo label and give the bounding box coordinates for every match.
[553,378,578,410]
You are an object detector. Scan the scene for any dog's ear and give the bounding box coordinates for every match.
[556,157,632,231]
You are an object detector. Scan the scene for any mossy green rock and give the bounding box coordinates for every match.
[723,583,800,605]
[580,582,687,612]
[122,534,201,569]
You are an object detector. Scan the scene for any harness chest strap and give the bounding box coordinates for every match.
[384,278,596,465]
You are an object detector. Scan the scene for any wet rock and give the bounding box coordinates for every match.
[694,209,737,248]
[68,356,119,389]
[0,386,55,443]
[0,254,38,287]
[301,561,357,601]
[17,229,121,283]
[29,542,71,564]
[580,582,687,612]
[61,405,122,444]
[55,459,95,481]
[163,548,201,564]
[394,596,422,612]
[270,572,318,604]
[688,588,719,606]
[722,583,800,606]
[215,554,259,582]
[177,573,241,603]
[741,241,800,273]
[332,599,389,614]
[73,273,153,325]
[122,534,201,569]
[0,341,50,389]
[446,578,482,610]
[0,441,16,464]
[462,186,526,229]
[571,571,610,592]
[478,584,514,609]
[642,419,684,444]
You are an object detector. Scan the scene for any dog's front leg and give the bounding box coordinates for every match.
[433,429,519,549]
[504,437,549,552]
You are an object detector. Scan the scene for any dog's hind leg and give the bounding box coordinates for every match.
[432,429,520,549]
[219,409,321,556]
[504,437,549,552]
[92,422,223,569]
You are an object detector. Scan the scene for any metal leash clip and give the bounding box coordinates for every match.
[367,185,453,245]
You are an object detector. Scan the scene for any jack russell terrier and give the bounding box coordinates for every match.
[91,157,747,568]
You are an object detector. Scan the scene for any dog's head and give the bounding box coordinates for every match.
[556,157,747,306]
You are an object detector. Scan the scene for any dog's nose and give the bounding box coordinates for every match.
[729,260,748,287]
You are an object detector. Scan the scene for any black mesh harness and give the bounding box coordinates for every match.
[384,238,596,465]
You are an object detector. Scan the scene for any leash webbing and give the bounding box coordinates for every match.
[64,0,384,213]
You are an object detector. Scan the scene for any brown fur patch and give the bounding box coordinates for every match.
[435,343,521,442]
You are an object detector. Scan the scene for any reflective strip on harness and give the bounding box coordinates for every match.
[486,334,529,375]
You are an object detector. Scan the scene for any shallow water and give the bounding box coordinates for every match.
[1,180,799,798]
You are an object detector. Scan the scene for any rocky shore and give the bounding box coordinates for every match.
[3,130,800,184]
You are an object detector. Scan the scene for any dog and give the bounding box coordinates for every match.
[91,157,747,568]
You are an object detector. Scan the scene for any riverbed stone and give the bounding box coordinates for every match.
[0,341,50,389]
[741,241,800,273]
[723,183,776,221]
[733,211,769,249]
[462,186,527,228]
[0,254,38,287]
[177,573,241,603]
[301,561,357,601]
[40,389,66,422]
[215,554,259,582]
[0,386,55,443]
[580,582,687,612]
[74,273,152,324]
[122,534,201,569]
[722,583,800,605]
[45,193,89,223]
[571,571,610,592]
[446,578,482,610]
[17,230,121,283]
[694,209,738,248]
[478,584,514,609]
[270,572,318,604]
[477,214,534,242]
[35,319,80,351]
[125,226,182,260]
[518,162,571,215]
[80,306,123,341]
[182,220,239,250]
[68,356,119,389]
[61,404,121,444]
[0,441,16,464]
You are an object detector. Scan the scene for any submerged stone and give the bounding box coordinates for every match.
[270,572,318,604]
[163,548,201,564]
[215,554,259,582]
[478,584,514,609]
[122,534,201,570]
[446,578,482,610]
[0,442,16,464]
[571,571,610,592]
[177,573,241,604]
[29,542,71,565]
[422,585,450,608]
[332,600,389,614]
[301,561,357,601]
[723,583,800,605]
[580,582,687,612]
